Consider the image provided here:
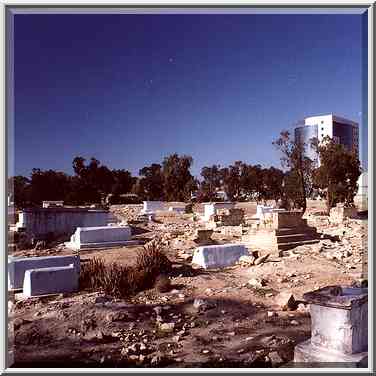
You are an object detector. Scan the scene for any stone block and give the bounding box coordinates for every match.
[294,285,368,366]
[329,205,358,225]
[23,264,79,297]
[16,208,109,239]
[203,202,235,221]
[192,244,248,269]
[216,208,244,226]
[309,298,368,354]
[140,201,164,214]
[193,229,213,243]
[220,225,243,237]
[8,255,80,290]
[66,225,135,250]
[272,211,307,229]
[294,339,368,367]
[168,207,185,214]
[42,200,64,208]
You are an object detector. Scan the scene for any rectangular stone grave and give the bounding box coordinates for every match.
[192,229,213,244]
[42,200,64,208]
[140,201,164,214]
[294,286,368,367]
[192,244,248,269]
[329,204,358,225]
[16,207,109,240]
[8,255,80,290]
[242,211,320,254]
[168,207,185,214]
[23,264,79,297]
[66,225,138,250]
[203,202,235,221]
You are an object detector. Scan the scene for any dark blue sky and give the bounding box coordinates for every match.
[13,13,367,178]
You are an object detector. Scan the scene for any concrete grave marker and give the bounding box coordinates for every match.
[192,244,248,269]
[23,264,79,297]
[8,255,80,290]
[294,285,368,366]
[140,201,164,215]
[66,225,138,250]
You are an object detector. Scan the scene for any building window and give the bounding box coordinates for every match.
[321,127,324,131]
[321,120,324,124]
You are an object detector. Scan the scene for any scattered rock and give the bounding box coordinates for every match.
[267,311,278,318]
[193,298,214,312]
[275,292,296,311]
[254,253,270,265]
[247,278,267,288]
[268,351,284,366]
[159,322,175,332]
[155,275,171,293]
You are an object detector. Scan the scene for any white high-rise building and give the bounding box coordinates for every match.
[294,114,359,165]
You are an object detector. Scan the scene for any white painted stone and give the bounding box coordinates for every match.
[203,202,235,221]
[16,208,109,238]
[67,225,134,250]
[310,298,368,354]
[23,264,79,297]
[192,244,248,269]
[8,255,80,290]
[42,201,64,208]
[168,207,185,214]
[140,201,164,214]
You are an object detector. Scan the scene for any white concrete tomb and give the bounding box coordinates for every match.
[192,243,248,269]
[66,225,135,250]
[203,202,235,221]
[169,207,185,214]
[23,264,79,297]
[8,255,80,290]
[140,201,164,214]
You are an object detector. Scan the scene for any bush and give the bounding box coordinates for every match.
[135,239,172,277]
[79,240,172,298]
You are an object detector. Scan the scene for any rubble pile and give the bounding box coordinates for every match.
[110,204,143,223]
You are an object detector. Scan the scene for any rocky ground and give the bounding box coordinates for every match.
[8,200,367,368]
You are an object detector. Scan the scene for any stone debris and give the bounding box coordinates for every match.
[158,322,175,332]
[248,278,267,288]
[238,255,255,267]
[275,292,296,311]
[254,253,270,265]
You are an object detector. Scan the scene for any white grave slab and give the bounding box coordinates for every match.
[8,255,80,290]
[169,207,185,214]
[23,264,79,297]
[192,244,248,269]
[140,201,164,214]
[203,202,235,221]
[66,225,137,250]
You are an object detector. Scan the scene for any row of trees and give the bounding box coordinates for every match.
[9,154,197,208]
[9,134,362,213]
[198,163,284,203]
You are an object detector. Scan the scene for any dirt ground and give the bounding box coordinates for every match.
[8,200,367,368]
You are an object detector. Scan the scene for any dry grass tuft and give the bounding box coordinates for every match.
[79,239,172,298]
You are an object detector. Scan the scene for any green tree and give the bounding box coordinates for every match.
[220,161,243,201]
[29,169,72,205]
[199,165,222,201]
[273,131,314,216]
[162,154,196,201]
[312,136,361,212]
[138,163,164,200]
[8,176,31,208]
